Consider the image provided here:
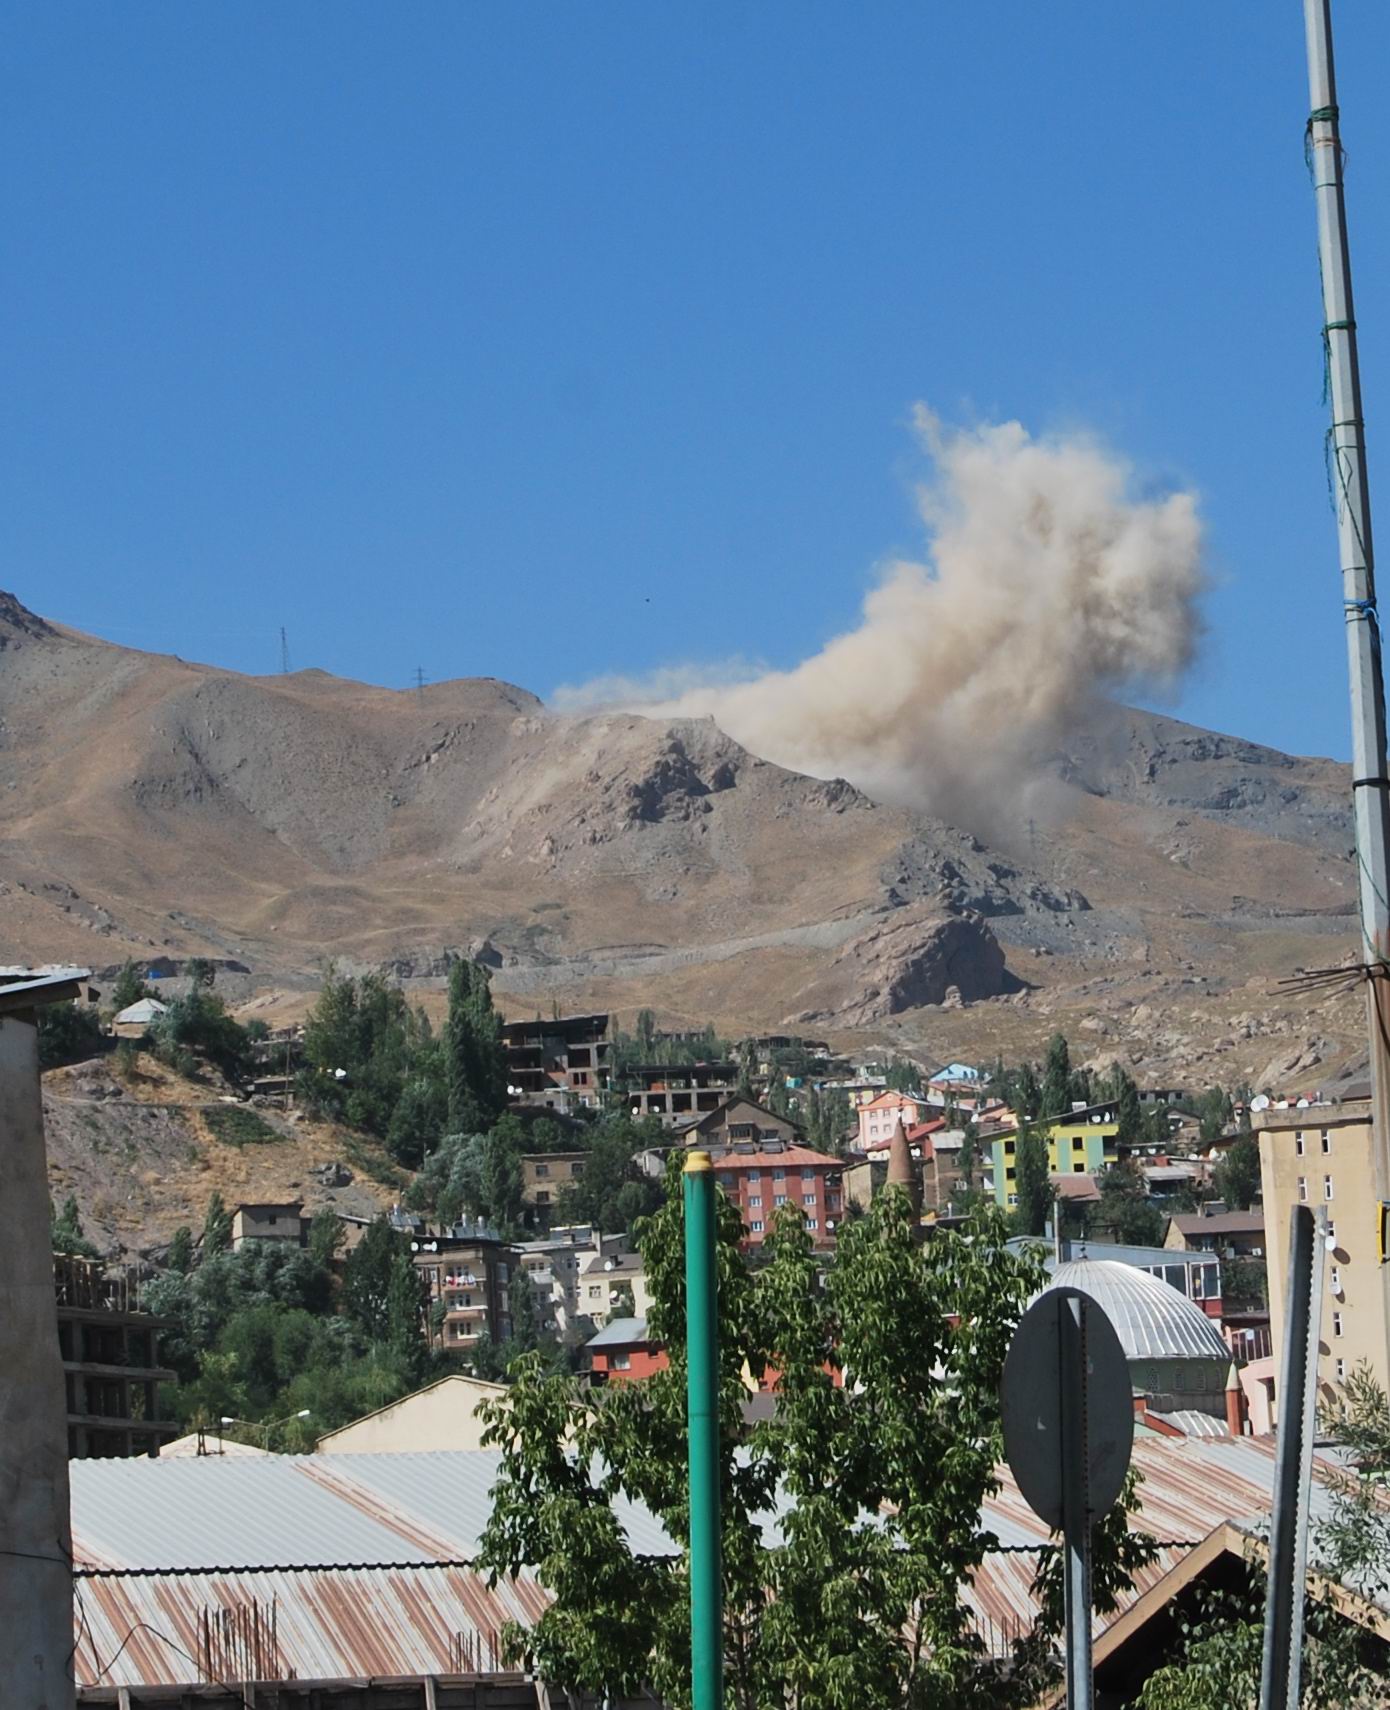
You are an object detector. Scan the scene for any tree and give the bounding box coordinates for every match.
[1197,1086,1234,1145]
[300,966,440,1138]
[1040,1034,1073,1119]
[554,1114,664,1235]
[1096,1158,1164,1247]
[445,960,509,1135]
[52,1194,100,1258]
[342,1217,408,1345]
[1112,1068,1143,1148]
[307,1207,345,1270]
[166,1225,195,1274]
[37,1000,104,1068]
[386,1067,448,1167]
[1011,1120,1054,1237]
[151,988,253,1078]
[108,959,150,1012]
[885,1057,923,1094]
[478,1185,1148,1709]
[1212,1134,1261,1211]
[202,1190,232,1257]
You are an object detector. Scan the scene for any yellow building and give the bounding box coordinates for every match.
[1256,1099,1390,1412]
[991,1103,1120,1207]
[315,1373,507,1454]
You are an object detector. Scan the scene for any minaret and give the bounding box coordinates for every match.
[886,1116,922,1218]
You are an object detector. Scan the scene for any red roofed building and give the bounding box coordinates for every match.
[713,1144,843,1249]
[857,1090,934,1152]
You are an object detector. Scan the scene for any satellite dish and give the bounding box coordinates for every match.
[1251,1095,1270,1112]
[1296,1097,1310,1109]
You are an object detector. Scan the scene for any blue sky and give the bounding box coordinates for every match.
[5,4,1388,760]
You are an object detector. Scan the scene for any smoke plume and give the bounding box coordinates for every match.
[555,409,1204,828]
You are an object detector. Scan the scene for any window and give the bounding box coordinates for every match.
[1298,1177,1308,1202]
[750,1220,764,1233]
[1336,1359,1347,1382]
[803,1194,817,1206]
[773,1169,786,1182]
[588,1286,601,1299]
[1324,1176,1334,1201]
[572,1161,585,1175]
[774,1194,786,1206]
[1073,1162,1086,1173]
[1327,1221,1336,1243]
[749,1195,762,1208]
[536,1191,550,1206]
[719,1173,733,1187]
[747,1170,761,1184]
[535,1164,550,1178]
[611,1352,631,1371]
[1330,1265,1341,1294]
[1295,1132,1305,1155]
[1333,1312,1344,1338]
[807,1218,819,1231]
[1321,1130,1332,1154]
[801,1168,816,1182]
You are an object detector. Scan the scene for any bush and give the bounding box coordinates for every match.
[37,1000,105,1068]
[151,989,253,1078]
[204,1105,284,1149]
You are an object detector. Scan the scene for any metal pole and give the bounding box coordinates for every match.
[1303,0,1390,1379]
[1260,1204,1324,1710]
[684,1151,723,1710]
[1057,1293,1093,1710]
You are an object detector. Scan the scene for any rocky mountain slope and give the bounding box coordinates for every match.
[0,591,1365,1091]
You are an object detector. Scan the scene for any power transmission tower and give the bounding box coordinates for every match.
[279,628,291,674]
[414,667,426,705]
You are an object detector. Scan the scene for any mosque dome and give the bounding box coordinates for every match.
[1037,1256,1232,1364]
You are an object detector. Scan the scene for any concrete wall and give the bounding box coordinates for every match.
[0,1012,75,1709]
[1258,1101,1390,1407]
[316,1374,507,1453]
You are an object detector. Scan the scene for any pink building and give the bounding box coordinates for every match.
[713,1145,843,1249]
[856,1091,933,1153]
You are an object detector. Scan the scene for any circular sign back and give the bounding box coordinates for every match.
[999,1285,1134,1531]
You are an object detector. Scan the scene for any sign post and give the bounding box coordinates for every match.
[1001,1286,1134,1710]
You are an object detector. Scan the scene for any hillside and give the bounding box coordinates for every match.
[0,590,1366,1097]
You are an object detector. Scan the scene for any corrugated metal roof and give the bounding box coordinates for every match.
[69,1451,672,1573]
[1040,1259,1233,1363]
[585,1317,650,1348]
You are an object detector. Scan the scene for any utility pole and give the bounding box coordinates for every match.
[1303,0,1390,1380]
[683,1151,723,1710]
[279,627,291,675]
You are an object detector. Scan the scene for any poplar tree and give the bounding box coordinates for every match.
[445,960,509,1133]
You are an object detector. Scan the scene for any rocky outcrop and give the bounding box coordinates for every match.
[785,907,1015,1027]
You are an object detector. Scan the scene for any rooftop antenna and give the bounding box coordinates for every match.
[279,627,291,675]
[1303,0,1390,1384]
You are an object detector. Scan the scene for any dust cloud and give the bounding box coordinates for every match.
[554,409,1204,830]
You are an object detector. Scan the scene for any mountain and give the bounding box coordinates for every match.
[0,592,1365,1089]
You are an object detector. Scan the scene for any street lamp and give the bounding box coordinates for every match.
[220,1408,311,1450]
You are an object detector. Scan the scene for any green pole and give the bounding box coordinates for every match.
[684,1150,723,1710]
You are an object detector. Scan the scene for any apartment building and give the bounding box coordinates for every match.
[411,1223,513,1356]
[989,1101,1121,1209]
[513,1223,628,1341]
[1256,1098,1390,1405]
[519,1150,588,1229]
[626,1061,739,1125]
[713,1142,843,1250]
[501,1012,610,1111]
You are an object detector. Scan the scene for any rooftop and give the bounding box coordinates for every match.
[1168,1210,1265,1237]
[585,1316,651,1348]
[1039,1257,1233,1364]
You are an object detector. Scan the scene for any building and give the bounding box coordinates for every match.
[713,1142,843,1248]
[582,1316,669,1383]
[856,1090,933,1152]
[682,1094,801,1149]
[576,1249,651,1324]
[1037,1256,1235,1423]
[1256,1096,1390,1407]
[513,1224,627,1340]
[110,995,168,1036]
[625,1061,739,1125]
[316,1373,507,1454]
[1017,1239,1225,1318]
[989,1101,1121,1208]
[519,1151,589,1228]
[502,1012,609,1111]
[1164,1207,1266,1258]
[411,1223,513,1355]
[55,1255,178,1458]
[231,1199,306,1249]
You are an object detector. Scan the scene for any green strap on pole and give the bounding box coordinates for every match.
[684,1151,724,1710]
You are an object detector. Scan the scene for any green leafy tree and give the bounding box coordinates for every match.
[386,1064,449,1167]
[1096,1157,1164,1247]
[166,1225,195,1274]
[479,1185,1148,1708]
[202,1190,233,1257]
[108,959,150,1012]
[52,1193,100,1258]
[342,1217,408,1344]
[885,1057,923,1094]
[307,1207,345,1269]
[1011,1120,1054,1237]
[152,988,253,1078]
[1212,1134,1262,1211]
[554,1113,663,1235]
[1198,1086,1234,1144]
[445,960,509,1134]
[1040,1034,1073,1119]
[1112,1068,1143,1148]
[37,1000,104,1068]
[300,967,440,1138]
